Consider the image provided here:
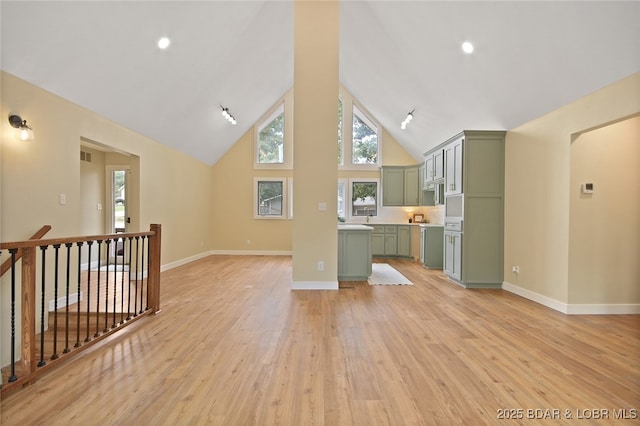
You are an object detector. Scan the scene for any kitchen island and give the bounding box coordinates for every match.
[338,224,373,280]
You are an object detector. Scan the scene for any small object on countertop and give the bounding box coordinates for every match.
[409,218,412,223]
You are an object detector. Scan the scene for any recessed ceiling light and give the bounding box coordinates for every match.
[157,37,171,50]
[462,41,474,54]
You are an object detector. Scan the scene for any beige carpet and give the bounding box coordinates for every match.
[368,263,413,285]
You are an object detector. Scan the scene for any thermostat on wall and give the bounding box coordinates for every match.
[581,183,594,194]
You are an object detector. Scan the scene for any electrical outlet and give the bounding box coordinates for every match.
[512,265,520,274]
[317,261,324,271]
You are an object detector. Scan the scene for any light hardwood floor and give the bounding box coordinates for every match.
[1,255,638,425]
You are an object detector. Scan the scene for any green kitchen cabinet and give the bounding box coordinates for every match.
[338,226,373,281]
[403,166,419,206]
[443,229,462,280]
[397,226,412,257]
[381,167,405,206]
[427,130,506,288]
[424,149,444,184]
[371,225,412,258]
[381,165,420,206]
[421,225,444,269]
[444,137,463,196]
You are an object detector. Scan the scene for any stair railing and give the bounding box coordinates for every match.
[0,225,52,277]
[0,224,161,396]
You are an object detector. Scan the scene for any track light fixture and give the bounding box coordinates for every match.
[8,114,35,140]
[400,110,414,130]
[220,106,237,125]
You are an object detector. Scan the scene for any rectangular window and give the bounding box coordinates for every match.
[352,105,379,165]
[351,180,378,217]
[254,178,286,219]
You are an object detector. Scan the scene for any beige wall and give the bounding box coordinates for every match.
[1,71,214,267]
[211,128,293,253]
[569,115,640,304]
[80,146,107,235]
[504,72,640,308]
[210,99,422,254]
[1,71,216,365]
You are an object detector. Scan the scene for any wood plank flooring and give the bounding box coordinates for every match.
[1,255,638,425]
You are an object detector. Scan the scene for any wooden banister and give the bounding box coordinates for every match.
[1,224,161,396]
[0,225,51,277]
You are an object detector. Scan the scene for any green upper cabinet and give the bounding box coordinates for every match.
[424,149,444,184]
[444,137,463,196]
[382,167,405,206]
[382,165,420,206]
[403,166,419,206]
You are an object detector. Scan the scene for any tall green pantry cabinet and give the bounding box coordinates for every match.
[428,130,506,288]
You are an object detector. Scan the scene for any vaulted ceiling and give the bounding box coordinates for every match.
[2,1,639,165]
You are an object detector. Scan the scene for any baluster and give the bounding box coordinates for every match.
[104,240,111,332]
[74,242,83,348]
[140,236,146,313]
[63,243,72,353]
[51,244,61,360]
[38,246,48,367]
[85,241,93,342]
[120,237,126,325]
[134,236,139,317]
[126,237,133,321]
[95,240,102,338]
[145,234,151,311]
[112,237,118,328]
[8,248,18,382]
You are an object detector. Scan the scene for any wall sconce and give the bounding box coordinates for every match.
[8,114,35,141]
[400,110,414,130]
[220,106,237,125]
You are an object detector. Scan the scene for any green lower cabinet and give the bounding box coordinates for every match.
[397,226,412,257]
[421,226,444,269]
[444,230,462,281]
[384,234,397,255]
[371,233,384,256]
[371,225,412,258]
[338,228,373,280]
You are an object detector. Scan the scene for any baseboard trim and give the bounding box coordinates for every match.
[49,291,83,312]
[502,282,568,313]
[565,304,640,315]
[502,281,640,315]
[291,281,339,290]
[210,250,293,256]
[161,251,213,272]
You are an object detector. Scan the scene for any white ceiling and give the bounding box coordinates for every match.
[2,1,639,165]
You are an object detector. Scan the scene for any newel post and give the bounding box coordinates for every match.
[21,246,37,375]
[148,224,162,313]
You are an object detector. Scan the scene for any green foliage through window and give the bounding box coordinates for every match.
[352,108,378,164]
[352,182,377,216]
[258,110,284,164]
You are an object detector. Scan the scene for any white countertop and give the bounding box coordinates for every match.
[337,224,374,231]
[342,222,443,227]
[419,223,445,228]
